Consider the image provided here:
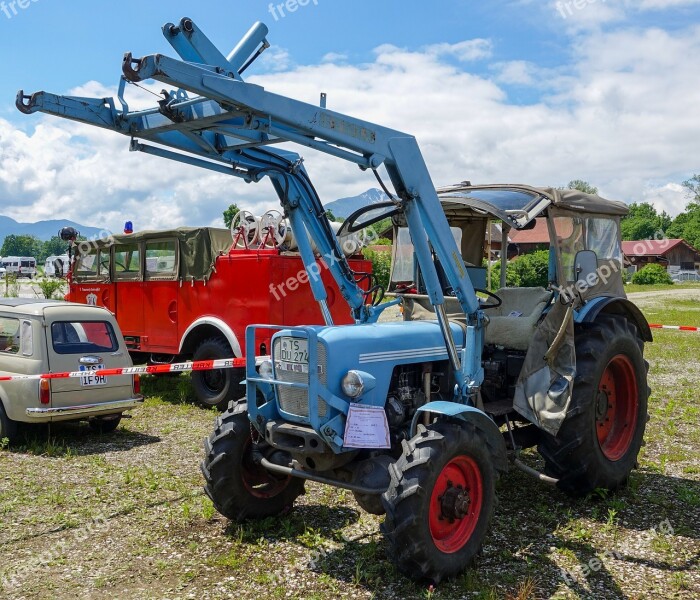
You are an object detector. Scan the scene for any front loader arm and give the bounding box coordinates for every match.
[16,17,485,393]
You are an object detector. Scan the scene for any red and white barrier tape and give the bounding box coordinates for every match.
[0,357,246,382]
[648,324,700,332]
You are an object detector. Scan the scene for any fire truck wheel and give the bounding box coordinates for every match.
[201,401,305,521]
[192,337,240,410]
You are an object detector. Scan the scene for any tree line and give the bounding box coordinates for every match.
[620,175,700,248]
[0,234,71,262]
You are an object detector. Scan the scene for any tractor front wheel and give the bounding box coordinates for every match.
[381,421,496,582]
[201,401,305,521]
[539,315,649,496]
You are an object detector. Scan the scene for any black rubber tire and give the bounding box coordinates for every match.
[381,421,497,583]
[88,414,122,434]
[201,401,305,521]
[191,337,241,410]
[0,400,18,444]
[538,315,649,496]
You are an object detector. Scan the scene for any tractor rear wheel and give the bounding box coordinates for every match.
[191,337,242,410]
[201,401,305,521]
[381,421,496,582]
[539,315,649,496]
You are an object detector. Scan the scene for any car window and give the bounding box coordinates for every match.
[145,240,177,279]
[0,317,21,354]
[51,321,118,354]
[21,321,33,356]
[113,243,142,281]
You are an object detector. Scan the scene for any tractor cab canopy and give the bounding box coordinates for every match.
[341,184,628,298]
[73,227,233,283]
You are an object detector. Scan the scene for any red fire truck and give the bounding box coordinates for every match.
[66,215,373,408]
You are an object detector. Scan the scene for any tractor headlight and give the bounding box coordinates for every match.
[259,360,274,380]
[341,370,365,398]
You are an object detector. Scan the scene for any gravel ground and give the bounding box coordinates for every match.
[0,289,698,599]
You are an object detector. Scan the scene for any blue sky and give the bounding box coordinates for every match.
[1,0,699,230]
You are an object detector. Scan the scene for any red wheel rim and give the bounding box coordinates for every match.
[596,354,639,461]
[429,455,483,554]
[241,438,291,499]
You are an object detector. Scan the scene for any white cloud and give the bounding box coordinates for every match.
[322,52,349,63]
[641,182,690,215]
[424,39,493,62]
[2,19,699,234]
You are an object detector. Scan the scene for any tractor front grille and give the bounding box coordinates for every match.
[273,338,328,420]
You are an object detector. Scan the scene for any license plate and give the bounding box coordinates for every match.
[80,364,106,386]
[278,337,309,364]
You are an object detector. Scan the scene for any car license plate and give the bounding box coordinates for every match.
[80,364,106,386]
[279,337,309,365]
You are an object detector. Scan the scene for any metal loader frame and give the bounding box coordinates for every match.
[17,17,487,401]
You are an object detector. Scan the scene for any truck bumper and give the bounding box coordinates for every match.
[25,396,144,420]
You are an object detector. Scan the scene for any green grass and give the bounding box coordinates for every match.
[642,296,700,328]
[625,281,700,294]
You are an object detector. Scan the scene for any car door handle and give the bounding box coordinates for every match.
[110,351,124,357]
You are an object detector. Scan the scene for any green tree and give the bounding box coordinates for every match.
[631,264,673,285]
[223,203,240,229]
[682,174,700,203]
[621,203,671,241]
[490,250,550,291]
[362,247,392,291]
[40,237,69,262]
[666,174,700,249]
[325,209,337,222]
[0,234,42,258]
[565,180,598,195]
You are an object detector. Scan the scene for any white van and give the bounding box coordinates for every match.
[44,255,70,277]
[1,257,37,279]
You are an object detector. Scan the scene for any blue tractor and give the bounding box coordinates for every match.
[18,18,651,581]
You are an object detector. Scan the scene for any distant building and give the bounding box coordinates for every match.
[507,218,549,258]
[622,239,700,275]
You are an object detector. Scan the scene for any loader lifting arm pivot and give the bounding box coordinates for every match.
[16,17,486,395]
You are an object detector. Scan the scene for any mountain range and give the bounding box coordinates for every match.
[0,215,107,247]
[0,188,386,247]
[324,188,389,219]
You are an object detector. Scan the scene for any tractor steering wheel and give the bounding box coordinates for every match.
[475,288,502,310]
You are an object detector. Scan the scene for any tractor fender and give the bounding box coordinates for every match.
[575,296,652,342]
[411,401,508,473]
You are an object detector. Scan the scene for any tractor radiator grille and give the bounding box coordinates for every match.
[273,339,328,420]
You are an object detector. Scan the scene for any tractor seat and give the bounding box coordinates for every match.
[402,287,552,352]
[481,287,552,350]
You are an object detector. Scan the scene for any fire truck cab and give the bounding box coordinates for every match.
[67,226,372,408]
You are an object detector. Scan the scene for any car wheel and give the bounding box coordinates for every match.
[0,401,19,444]
[89,414,122,434]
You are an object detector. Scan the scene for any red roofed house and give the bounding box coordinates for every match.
[622,239,700,276]
[508,218,549,258]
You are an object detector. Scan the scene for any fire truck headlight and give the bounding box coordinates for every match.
[259,360,274,380]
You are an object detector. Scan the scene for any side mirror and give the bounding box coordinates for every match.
[575,250,599,288]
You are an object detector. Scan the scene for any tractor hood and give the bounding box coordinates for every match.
[316,320,464,366]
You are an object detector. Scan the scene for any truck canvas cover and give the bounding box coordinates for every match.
[79,227,232,282]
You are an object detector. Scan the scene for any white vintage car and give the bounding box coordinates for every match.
[0,299,143,442]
